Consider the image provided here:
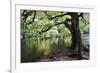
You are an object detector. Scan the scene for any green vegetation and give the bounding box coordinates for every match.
[21,10,90,62]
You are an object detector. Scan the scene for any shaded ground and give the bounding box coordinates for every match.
[38,49,89,62]
[21,47,89,63]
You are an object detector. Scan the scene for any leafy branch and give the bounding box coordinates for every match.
[44,11,71,20]
[27,11,36,24]
[79,13,89,25]
[38,21,64,34]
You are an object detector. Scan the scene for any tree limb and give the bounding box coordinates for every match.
[38,18,72,35]
[38,21,64,34]
[64,18,72,31]
[78,13,83,17]
[21,10,34,24]
[27,11,36,24]
[79,13,89,25]
[81,17,89,25]
[44,11,69,20]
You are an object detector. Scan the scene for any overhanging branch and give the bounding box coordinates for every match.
[38,21,64,34]
[44,11,69,20]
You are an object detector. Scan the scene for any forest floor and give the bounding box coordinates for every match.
[38,49,89,62]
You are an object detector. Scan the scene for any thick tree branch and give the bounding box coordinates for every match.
[38,21,64,34]
[63,18,72,31]
[38,18,72,35]
[78,13,83,17]
[44,11,70,20]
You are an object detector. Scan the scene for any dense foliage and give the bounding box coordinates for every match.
[21,10,89,62]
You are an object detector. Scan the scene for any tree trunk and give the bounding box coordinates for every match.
[71,13,82,59]
[64,13,83,59]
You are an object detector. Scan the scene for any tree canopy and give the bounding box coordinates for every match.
[21,9,90,62]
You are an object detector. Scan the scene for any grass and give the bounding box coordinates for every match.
[21,36,72,62]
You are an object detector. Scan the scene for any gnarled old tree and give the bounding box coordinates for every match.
[21,10,89,60]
